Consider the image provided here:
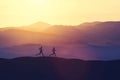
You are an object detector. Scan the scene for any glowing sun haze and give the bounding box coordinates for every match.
[0,0,120,27]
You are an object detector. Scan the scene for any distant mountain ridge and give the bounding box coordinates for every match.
[1,21,120,46]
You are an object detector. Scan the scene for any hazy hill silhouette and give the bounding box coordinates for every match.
[0,21,51,32]
[0,29,67,48]
[1,21,120,47]
[0,57,120,80]
[20,21,51,32]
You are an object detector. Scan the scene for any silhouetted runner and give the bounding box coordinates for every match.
[49,47,56,57]
[36,47,44,57]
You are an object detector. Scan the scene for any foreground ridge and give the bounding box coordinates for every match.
[0,57,120,80]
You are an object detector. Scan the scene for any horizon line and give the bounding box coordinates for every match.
[1,20,120,28]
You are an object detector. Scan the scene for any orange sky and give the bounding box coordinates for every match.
[0,0,120,27]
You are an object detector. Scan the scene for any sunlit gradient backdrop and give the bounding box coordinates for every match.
[0,0,120,27]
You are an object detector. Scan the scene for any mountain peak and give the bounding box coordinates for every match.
[29,21,51,27]
[19,21,51,32]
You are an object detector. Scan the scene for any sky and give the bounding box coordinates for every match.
[0,0,120,27]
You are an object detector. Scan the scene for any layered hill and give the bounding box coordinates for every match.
[1,21,120,47]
